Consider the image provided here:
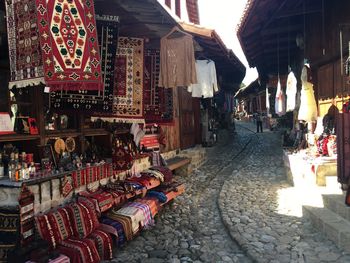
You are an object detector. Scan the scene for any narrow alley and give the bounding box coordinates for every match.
[110,123,350,263]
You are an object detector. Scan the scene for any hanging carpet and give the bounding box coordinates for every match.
[50,15,119,112]
[5,0,45,88]
[144,50,173,124]
[5,0,103,91]
[112,37,144,122]
[36,0,103,91]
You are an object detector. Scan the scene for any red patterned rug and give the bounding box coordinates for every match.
[113,37,144,122]
[35,0,102,91]
[144,50,173,124]
[49,15,119,112]
[5,0,45,88]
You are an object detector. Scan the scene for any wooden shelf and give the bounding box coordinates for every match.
[0,133,40,143]
[45,130,81,139]
[83,129,110,136]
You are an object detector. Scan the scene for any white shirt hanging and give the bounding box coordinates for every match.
[286,71,297,112]
[275,78,286,116]
[188,60,219,98]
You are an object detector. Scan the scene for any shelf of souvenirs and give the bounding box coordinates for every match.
[0,133,40,143]
[0,161,112,188]
[45,129,81,139]
[83,128,110,136]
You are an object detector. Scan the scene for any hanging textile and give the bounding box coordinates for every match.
[286,71,297,112]
[36,0,103,91]
[275,79,286,116]
[298,65,317,122]
[50,15,119,112]
[112,37,144,122]
[5,0,45,88]
[144,50,174,123]
[337,113,350,185]
[188,60,218,98]
[6,0,103,91]
[265,85,270,110]
[158,28,197,88]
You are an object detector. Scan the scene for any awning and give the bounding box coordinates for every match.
[237,0,322,76]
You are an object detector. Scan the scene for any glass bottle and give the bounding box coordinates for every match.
[8,152,16,180]
[14,153,21,181]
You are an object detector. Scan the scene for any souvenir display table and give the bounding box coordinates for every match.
[283,149,337,187]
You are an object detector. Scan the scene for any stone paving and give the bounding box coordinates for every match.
[219,122,350,263]
[108,121,350,263]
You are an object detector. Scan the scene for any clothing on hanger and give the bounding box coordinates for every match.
[158,27,197,88]
[187,60,218,98]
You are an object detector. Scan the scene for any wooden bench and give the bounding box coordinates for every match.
[166,156,191,175]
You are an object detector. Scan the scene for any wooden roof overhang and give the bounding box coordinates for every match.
[237,0,322,77]
[95,0,179,48]
[180,22,246,92]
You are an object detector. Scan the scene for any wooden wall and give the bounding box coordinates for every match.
[305,0,350,115]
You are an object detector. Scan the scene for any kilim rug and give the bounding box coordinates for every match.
[112,37,144,122]
[50,15,119,112]
[5,0,45,88]
[36,0,102,91]
[144,50,173,124]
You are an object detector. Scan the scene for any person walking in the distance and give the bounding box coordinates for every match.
[256,111,263,133]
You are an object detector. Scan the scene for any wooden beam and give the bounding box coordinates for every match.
[262,0,288,30]
[261,24,302,36]
[276,8,322,19]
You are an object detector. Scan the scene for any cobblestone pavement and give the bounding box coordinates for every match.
[109,124,254,263]
[219,122,350,263]
[109,121,350,263]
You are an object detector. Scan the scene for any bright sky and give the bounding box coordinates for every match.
[198,0,258,85]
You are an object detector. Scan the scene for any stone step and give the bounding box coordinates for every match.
[302,205,350,253]
[323,194,350,221]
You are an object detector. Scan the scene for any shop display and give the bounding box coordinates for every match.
[112,37,144,122]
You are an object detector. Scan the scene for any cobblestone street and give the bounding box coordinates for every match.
[110,122,350,263]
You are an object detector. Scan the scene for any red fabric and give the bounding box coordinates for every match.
[112,37,144,120]
[140,134,160,150]
[57,237,100,263]
[88,229,113,260]
[79,190,115,214]
[35,214,59,249]
[112,146,133,172]
[67,199,100,239]
[72,169,86,189]
[48,207,74,245]
[115,56,127,96]
[36,0,102,91]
